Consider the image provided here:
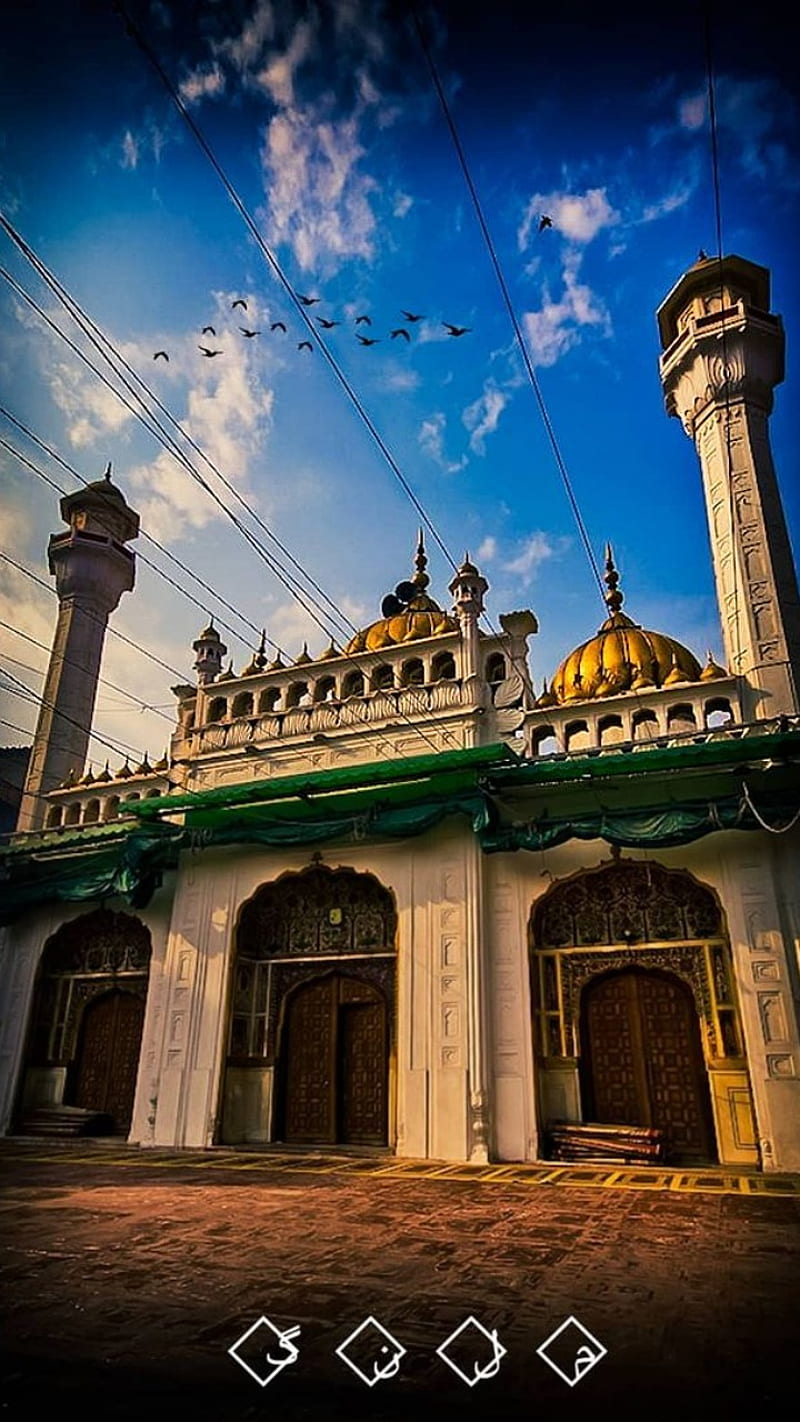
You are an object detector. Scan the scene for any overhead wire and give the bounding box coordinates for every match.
[1,408,277,653]
[0,426,270,659]
[0,621,175,724]
[0,268,452,760]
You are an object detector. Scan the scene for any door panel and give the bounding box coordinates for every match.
[74,991,145,1131]
[339,1001,387,1145]
[281,975,388,1146]
[283,978,336,1143]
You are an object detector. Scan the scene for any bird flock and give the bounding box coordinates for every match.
[151,218,554,365]
[152,295,475,362]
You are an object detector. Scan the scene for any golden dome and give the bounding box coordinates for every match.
[700,650,728,681]
[346,531,457,654]
[550,547,703,705]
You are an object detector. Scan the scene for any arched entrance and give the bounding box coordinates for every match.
[530,858,759,1166]
[18,909,151,1136]
[579,968,714,1162]
[277,973,388,1145]
[220,863,396,1147]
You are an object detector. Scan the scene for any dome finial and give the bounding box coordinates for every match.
[413,528,429,589]
[604,543,624,615]
[104,461,112,482]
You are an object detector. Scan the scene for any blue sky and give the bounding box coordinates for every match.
[1,0,798,768]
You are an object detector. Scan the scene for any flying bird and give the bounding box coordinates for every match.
[201,326,216,336]
[316,317,340,329]
[538,215,552,232]
[153,351,169,361]
[232,298,248,311]
[356,334,380,345]
[199,346,223,356]
[391,328,410,341]
[239,327,260,337]
[355,314,372,325]
[271,321,287,332]
[297,293,320,306]
[298,341,313,351]
[443,323,471,337]
[401,311,424,322]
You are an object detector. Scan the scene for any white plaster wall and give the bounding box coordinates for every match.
[145,821,482,1158]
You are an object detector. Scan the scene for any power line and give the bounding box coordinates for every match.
[0,425,270,658]
[0,272,449,758]
[110,1,459,575]
[408,3,606,607]
[0,621,174,724]
[0,549,188,681]
[1,668,144,759]
[0,259,356,652]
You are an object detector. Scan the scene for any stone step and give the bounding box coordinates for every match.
[19,1106,116,1138]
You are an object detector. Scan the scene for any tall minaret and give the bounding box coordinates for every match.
[16,468,140,832]
[657,253,800,720]
[449,552,488,709]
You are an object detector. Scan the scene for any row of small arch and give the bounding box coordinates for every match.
[198,649,496,725]
[530,698,735,755]
[44,789,161,829]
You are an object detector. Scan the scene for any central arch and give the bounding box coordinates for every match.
[220,864,397,1147]
[529,859,757,1165]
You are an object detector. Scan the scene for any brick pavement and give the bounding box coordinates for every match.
[1,1142,799,1421]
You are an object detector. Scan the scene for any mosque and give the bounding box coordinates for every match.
[1,252,799,1172]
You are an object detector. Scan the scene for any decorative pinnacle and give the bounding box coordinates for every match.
[254,628,267,670]
[104,461,112,481]
[413,527,429,588]
[604,543,624,614]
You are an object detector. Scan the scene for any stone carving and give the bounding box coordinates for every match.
[237,865,397,960]
[532,861,723,949]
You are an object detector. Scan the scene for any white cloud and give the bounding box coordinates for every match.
[462,381,507,455]
[393,191,413,218]
[477,536,497,563]
[179,64,226,105]
[675,75,798,184]
[260,105,379,271]
[381,366,420,392]
[502,532,565,586]
[518,187,620,250]
[121,131,138,170]
[418,412,467,474]
[217,0,276,74]
[522,252,611,368]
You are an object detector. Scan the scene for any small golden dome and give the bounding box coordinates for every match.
[135,755,153,776]
[549,546,703,705]
[115,759,133,780]
[535,678,559,709]
[319,640,338,661]
[700,650,728,682]
[80,765,96,786]
[346,531,457,654]
[95,762,113,783]
[294,643,313,665]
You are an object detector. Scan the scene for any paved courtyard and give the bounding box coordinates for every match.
[1,1142,799,1421]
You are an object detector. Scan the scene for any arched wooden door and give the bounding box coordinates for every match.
[580,969,715,1163]
[279,975,388,1146]
[72,991,146,1133]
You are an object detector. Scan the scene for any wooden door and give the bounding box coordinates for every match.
[73,991,145,1131]
[281,976,388,1146]
[338,980,387,1145]
[283,977,337,1143]
[581,970,714,1162]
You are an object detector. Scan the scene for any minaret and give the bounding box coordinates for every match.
[16,467,140,832]
[449,552,488,708]
[192,621,227,684]
[657,253,800,719]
